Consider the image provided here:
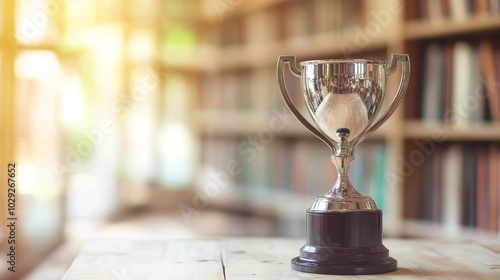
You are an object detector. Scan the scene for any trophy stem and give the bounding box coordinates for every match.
[310,128,376,211]
[326,155,361,198]
[325,128,361,198]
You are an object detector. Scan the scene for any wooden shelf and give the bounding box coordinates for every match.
[404,15,500,40]
[210,187,310,218]
[219,33,388,70]
[197,110,389,139]
[402,219,500,242]
[160,45,220,72]
[162,32,388,71]
[404,120,500,140]
[197,111,311,137]
[200,0,292,22]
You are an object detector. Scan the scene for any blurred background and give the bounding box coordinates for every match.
[1,0,500,279]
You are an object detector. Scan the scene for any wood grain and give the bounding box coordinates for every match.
[222,238,500,279]
[63,238,500,279]
[62,240,224,280]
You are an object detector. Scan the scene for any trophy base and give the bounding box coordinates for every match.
[291,209,397,275]
[291,256,397,275]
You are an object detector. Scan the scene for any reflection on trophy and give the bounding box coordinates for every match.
[277,54,410,274]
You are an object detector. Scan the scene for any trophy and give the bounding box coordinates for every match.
[276,54,410,274]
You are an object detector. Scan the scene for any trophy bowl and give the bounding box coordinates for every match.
[277,54,410,275]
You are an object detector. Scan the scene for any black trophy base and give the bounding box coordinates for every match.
[291,209,397,275]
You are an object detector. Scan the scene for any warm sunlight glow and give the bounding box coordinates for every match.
[59,76,85,127]
[17,161,37,195]
[126,107,155,180]
[15,50,60,80]
[128,29,156,62]
[158,122,194,186]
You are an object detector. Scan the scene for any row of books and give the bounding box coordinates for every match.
[416,0,500,21]
[199,137,389,212]
[217,0,365,47]
[200,67,305,114]
[404,143,500,233]
[350,140,389,212]
[418,40,500,124]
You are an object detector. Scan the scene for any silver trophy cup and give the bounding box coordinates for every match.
[277,54,410,274]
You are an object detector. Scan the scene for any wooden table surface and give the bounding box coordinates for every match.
[62,238,500,279]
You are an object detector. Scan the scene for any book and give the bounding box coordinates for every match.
[442,145,464,236]
[421,146,435,221]
[312,0,329,34]
[443,43,454,123]
[349,143,366,195]
[491,0,500,13]
[308,142,328,196]
[489,144,500,232]
[201,73,221,111]
[291,141,309,196]
[427,0,445,21]
[285,1,311,40]
[310,0,344,34]
[422,43,445,123]
[340,0,362,37]
[403,143,425,219]
[238,70,252,111]
[450,0,470,20]
[476,146,489,230]
[250,67,276,114]
[452,42,474,126]
[469,45,485,122]
[496,42,500,106]
[221,18,242,46]
[322,145,338,194]
[418,142,448,222]
[431,147,443,222]
[244,9,276,44]
[461,145,477,227]
[474,0,491,14]
[440,0,451,18]
[478,40,500,121]
[418,0,429,19]
[373,142,387,212]
[221,72,239,112]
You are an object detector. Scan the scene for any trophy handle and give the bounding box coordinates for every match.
[354,54,410,146]
[277,56,335,152]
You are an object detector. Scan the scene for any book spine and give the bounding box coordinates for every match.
[490,144,500,233]
[442,145,464,236]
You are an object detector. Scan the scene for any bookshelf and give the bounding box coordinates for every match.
[405,14,500,40]
[404,121,500,140]
[162,0,500,239]
[401,0,500,240]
